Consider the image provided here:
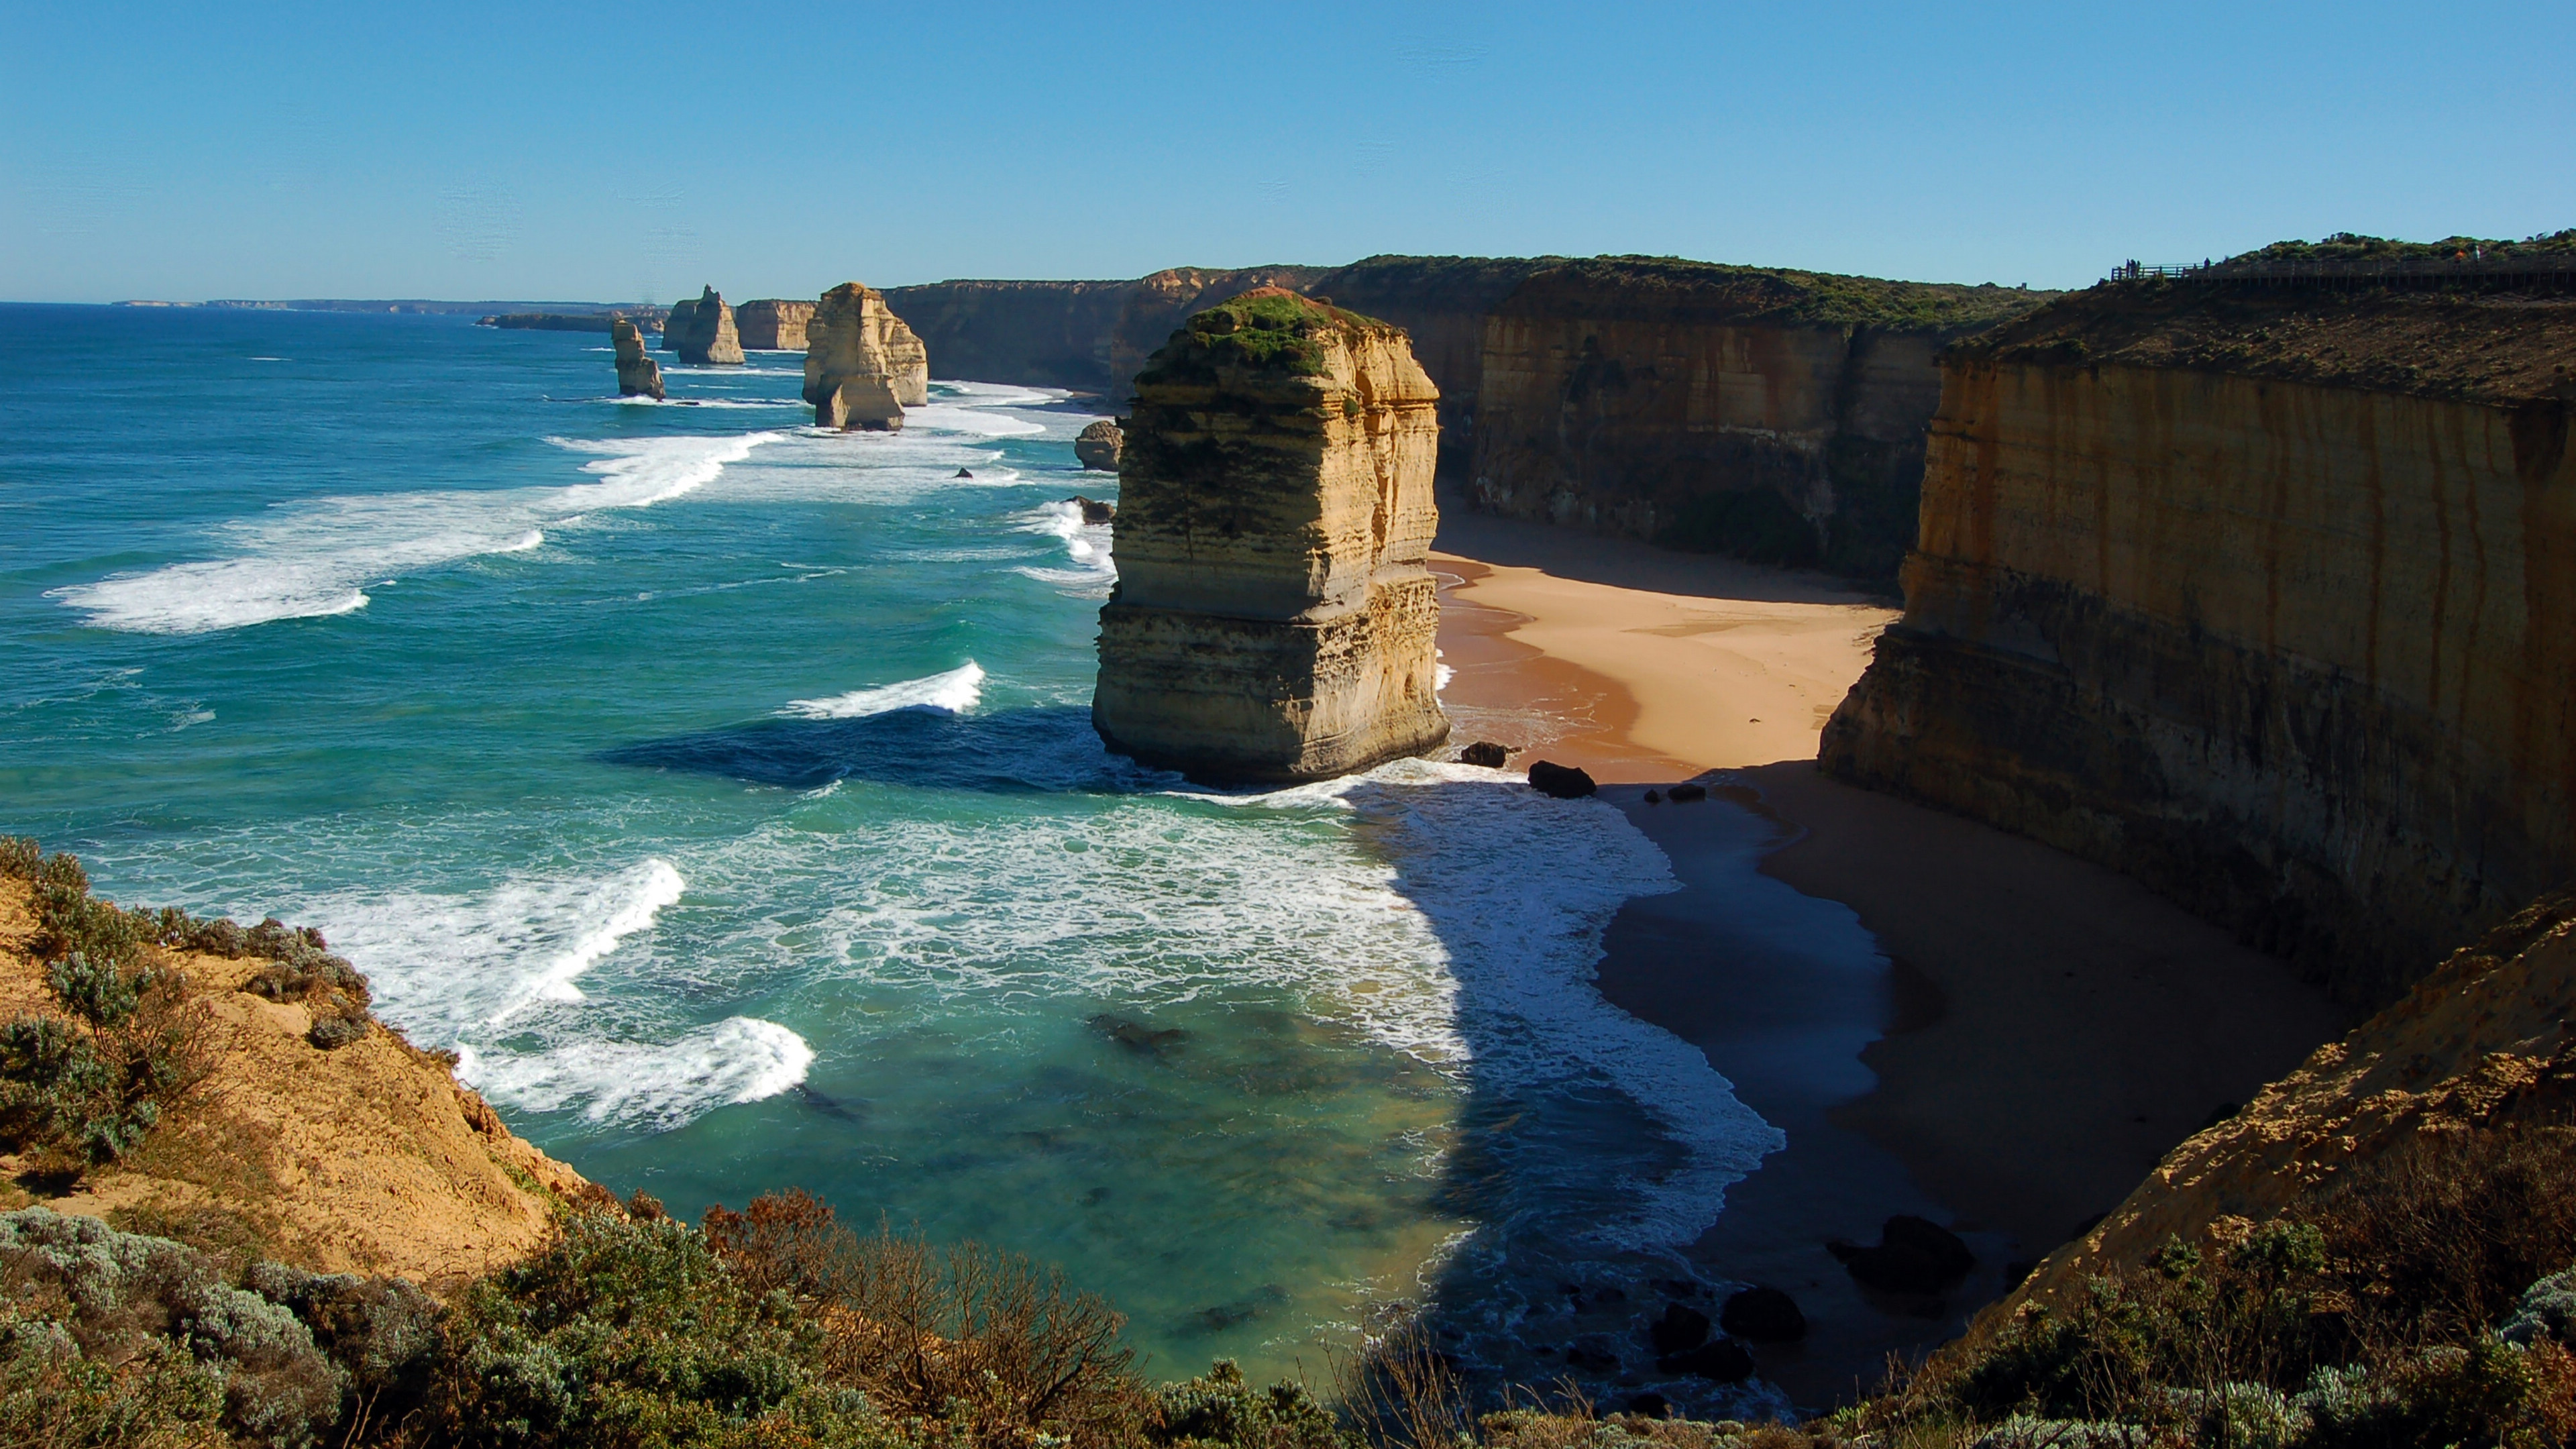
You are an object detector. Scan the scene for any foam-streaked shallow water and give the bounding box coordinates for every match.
[0,304,1814,1411]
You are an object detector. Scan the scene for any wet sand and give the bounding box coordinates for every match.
[1430,502,2350,1409]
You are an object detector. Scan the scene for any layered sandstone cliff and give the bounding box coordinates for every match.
[1100,266,1330,406]
[610,318,665,400]
[1982,888,2576,1338]
[1822,282,2576,1005]
[881,279,1135,392]
[1471,258,2047,579]
[1094,290,1448,782]
[673,285,744,365]
[736,298,816,350]
[802,282,930,430]
[1303,255,1562,477]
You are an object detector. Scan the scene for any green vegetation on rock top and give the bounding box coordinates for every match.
[1144,290,1393,381]
[1509,255,2056,331]
[2231,228,2576,263]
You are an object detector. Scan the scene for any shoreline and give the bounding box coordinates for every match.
[1429,502,2349,1408]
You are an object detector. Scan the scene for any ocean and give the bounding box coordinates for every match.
[0,303,1814,1411]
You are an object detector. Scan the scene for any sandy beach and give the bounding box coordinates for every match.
[1430,498,2351,1407]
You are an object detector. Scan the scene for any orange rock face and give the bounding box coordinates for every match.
[1826,287,2576,1005]
[1093,291,1448,782]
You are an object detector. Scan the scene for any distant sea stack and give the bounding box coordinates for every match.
[802,282,931,431]
[1075,419,1123,471]
[610,319,665,400]
[1821,260,2576,1006]
[1093,288,1449,783]
[672,286,744,365]
[736,299,816,351]
[660,297,695,351]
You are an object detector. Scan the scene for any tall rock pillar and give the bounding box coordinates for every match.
[610,319,665,399]
[1093,288,1448,783]
[803,282,931,430]
[673,286,744,365]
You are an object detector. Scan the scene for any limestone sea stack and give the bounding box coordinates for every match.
[802,282,931,430]
[672,285,744,365]
[660,297,695,351]
[610,319,665,400]
[736,299,816,351]
[1075,418,1124,471]
[1093,288,1448,782]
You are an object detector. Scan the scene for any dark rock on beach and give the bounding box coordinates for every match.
[1720,1285,1807,1343]
[1527,759,1597,798]
[1658,1338,1755,1383]
[1668,782,1707,802]
[1458,741,1509,768]
[1646,1302,1711,1356]
[1829,1214,1974,1295]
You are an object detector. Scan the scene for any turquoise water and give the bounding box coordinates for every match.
[0,304,1801,1408]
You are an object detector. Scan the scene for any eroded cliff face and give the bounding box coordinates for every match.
[661,297,694,350]
[610,319,664,400]
[673,286,744,365]
[881,279,1134,392]
[1094,289,1448,782]
[1101,266,1330,405]
[0,878,600,1289]
[1823,286,2576,1005]
[1470,259,2041,579]
[735,299,815,350]
[1303,255,1562,479]
[802,282,929,429]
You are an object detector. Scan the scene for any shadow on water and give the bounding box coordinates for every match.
[594,711,1909,1415]
[594,704,1157,795]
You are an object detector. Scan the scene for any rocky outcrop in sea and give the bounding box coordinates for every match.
[1074,419,1123,471]
[671,286,744,365]
[660,297,694,351]
[1092,288,1449,782]
[610,319,665,400]
[802,283,930,431]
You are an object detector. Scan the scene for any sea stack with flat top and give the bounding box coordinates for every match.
[610,319,664,400]
[802,282,930,430]
[672,285,744,365]
[1092,288,1448,783]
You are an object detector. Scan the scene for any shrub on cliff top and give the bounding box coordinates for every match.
[426,1207,888,1449]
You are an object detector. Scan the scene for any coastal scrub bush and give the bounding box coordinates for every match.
[0,836,39,880]
[1147,1360,1346,1449]
[704,1189,1144,1448]
[237,920,374,1051]
[425,1206,885,1449]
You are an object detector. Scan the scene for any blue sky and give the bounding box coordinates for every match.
[3,0,2568,301]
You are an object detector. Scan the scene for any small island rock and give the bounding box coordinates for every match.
[610,319,665,400]
[1075,419,1124,472]
[803,282,931,431]
[1527,760,1597,798]
[673,286,745,366]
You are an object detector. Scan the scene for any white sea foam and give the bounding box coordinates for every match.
[53,433,775,634]
[282,856,806,1132]
[690,757,1774,1249]
[466,1017,813,1131]
[318,858,687,1036]
[1014,499,1116,596]
[782,661,984,718]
